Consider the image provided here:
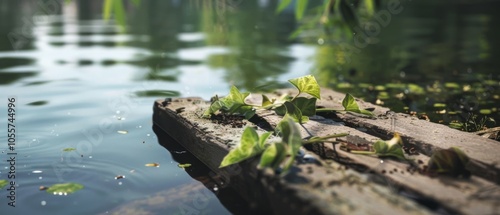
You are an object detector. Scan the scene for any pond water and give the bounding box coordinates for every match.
[0,0,499,214]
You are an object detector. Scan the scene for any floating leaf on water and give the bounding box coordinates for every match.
[145,163,160,167]
[479,109,492,115]
[0,180,8,189]
[374,85,386,91]
[337,83,352,89]
[378,92,390,100]
[115,175,125,180]
[46,183,84,195]
[433,103,446,108]
[177,163,192,169]
[62,148,76,152]
[444,82,460,89]
[117,130,128,134]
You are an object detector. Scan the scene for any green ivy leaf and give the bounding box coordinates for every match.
[0,180,8,189]
[373,140,388,154]
[292,97,317,116]
[288,75,321,99]
[220,127,265,168]
[261,95,274,108]
[373,133,405,160]
[203,99,224,118]
[239,126,260,154]
[46,183,84,195]
[341,93,374,116]
[258,132,272,149]
[258,142,287,169]
[281,116,303,173]
[275,104,287,116]
[284,101,309,123]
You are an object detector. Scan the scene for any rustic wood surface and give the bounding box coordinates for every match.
[153,88,500,215]
[153,97,431,215]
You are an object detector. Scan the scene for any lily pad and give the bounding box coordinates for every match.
[46,183,84,195]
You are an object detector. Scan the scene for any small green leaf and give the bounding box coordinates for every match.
[262,95,274,108]
[227,85,249,105]
[342,93,374,116]
[220,127,265,168]
[342,93,360,112]
[258,142,287,169]
[258,132,272,148]
[373,133,405,160]
[276,117,291,142]
[292,97,317,116]
[295,0,308,20]
[284,101,309,123]
[275,104,287,116]
[46,183,84,195]
[239,126,260,154]
[203,100,224,118]
[282,116,303,173]
[288,75,321,99]
[0,180,8,189]
[62,147,76,152]
[373,140,388,154]
[276,0,292,13]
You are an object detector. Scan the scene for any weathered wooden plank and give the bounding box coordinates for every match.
[153,98,432,215]
[267,88,500,184]
[255,107,500,215]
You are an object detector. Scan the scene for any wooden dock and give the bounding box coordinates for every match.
[152,88,500,215]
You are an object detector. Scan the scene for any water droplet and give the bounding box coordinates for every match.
[89,156,93,159]
[32,138,37,142]
[380,160,384,164]
[41,201,46,206]
[138,125,142,128]
[58,192,63,195]
[39,176,42,180]
[118,182,122,185]
[146,134,150,137]
[213,186,218,191]
[117,130,128,134]
[116,110,121,114]
[32,170,43,174]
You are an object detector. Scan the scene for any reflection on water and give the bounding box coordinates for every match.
[0,0,499,214]
[311,0,500,126]
[0,1,306,214]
